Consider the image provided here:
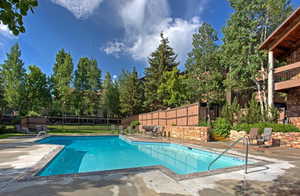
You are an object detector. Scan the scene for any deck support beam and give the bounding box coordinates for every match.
[268,51,274,108]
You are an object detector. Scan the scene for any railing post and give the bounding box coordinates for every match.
[245,136,249,174]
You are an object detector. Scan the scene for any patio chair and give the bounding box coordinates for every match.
[118,125,124,135]
[152,126,163,137]
[36,125,48,137]
[257,128,273,145]
[156,126,164,137]
[248,128,259,144]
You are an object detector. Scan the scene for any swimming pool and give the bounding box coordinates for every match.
[37,136,246,176]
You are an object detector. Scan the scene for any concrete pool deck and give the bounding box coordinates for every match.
[0,135,300,196]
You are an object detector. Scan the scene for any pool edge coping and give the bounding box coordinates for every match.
[17,135,273,182]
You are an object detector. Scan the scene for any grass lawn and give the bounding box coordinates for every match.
[0,125,119,139]
[46,125,118,134]
[0,133,26,139]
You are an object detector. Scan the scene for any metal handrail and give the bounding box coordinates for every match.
[208,136,250,174]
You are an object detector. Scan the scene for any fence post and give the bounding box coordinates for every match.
[186,106,189,126]
[176,109,177,126]
[198,102,201,125]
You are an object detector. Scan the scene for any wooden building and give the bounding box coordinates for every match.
[259,7,300,127]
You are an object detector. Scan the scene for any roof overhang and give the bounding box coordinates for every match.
[259,7,300,57]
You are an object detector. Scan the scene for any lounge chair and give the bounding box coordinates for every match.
[248,128,259,144]
[257,128,272,145]
[152,126,163,137]
[36,125,48,137]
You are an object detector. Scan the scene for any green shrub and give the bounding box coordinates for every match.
[221,98,241,125]
[130,120,140,128]
[265,106,279,123]
[241,96,262,124]
[212,118,232,137]
[26,111,41,117]
[0,124,7,133]
[198,121,210,127]
[233,122,300,133]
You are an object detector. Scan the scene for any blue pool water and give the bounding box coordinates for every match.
[37,136,246,176]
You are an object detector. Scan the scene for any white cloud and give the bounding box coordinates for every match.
[128,17,201,62]
[103,41,126,58]
[51,0,103,19]
[103,0,203,64]
[0,23,14,38]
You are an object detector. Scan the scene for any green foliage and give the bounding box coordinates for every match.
[221,98,241,125]
[233,122,300,133]
[102,73,120,117]
[185,23,225,123]
[73,57,102,115]
[266,106,279,123]
[74,58,101,91]
[0,0,38,35]
[185,23,224,104]
[198,121,210,127]
[157,67,187,108]
[241,96,262,124]
[212,118,232,137]
[144,33,179,110]
[26,111,41,117]
[24,65,51,115]
[0,43,25,114]
[51,49,74,113]
[222,0,292,115]
[119,67,144,117]
[130,120,140,128]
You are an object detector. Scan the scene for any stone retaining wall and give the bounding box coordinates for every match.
[230,130,300,148]
[139,125,210,142]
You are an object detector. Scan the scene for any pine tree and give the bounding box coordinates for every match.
[24,65,51,114]
[157,67,187,108]
[73,57,102,115]
[144,33,179,110]
[102,73,120,117]
[185,23,225,122]
[51,49,74,114]
[0,43,25,114]
[119,67,144,117]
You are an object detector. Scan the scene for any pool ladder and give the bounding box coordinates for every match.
[208,136,250,174]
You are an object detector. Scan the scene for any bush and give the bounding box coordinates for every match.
[198,121,211,127]
[212,118,232,137]
[0,123,7,133]
[130,120,140,128]
[241,96,262,124]
[221,98,241,125]
[233,122,300,133]
[26,111,41,117]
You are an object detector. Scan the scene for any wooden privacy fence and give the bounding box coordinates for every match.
[122,102,220,127]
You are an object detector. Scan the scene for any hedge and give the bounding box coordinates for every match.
[233,122,300,133]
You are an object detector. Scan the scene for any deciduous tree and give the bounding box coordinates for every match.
[51,49,73,114]
[0,0,38,35]
[0,43,25,114]
[24,65,51,114]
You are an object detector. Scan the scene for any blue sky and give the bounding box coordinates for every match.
[0,0,300,79]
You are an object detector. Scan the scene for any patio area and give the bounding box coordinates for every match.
[0,135,300,196]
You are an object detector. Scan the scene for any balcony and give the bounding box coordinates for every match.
[274,61,300,91]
